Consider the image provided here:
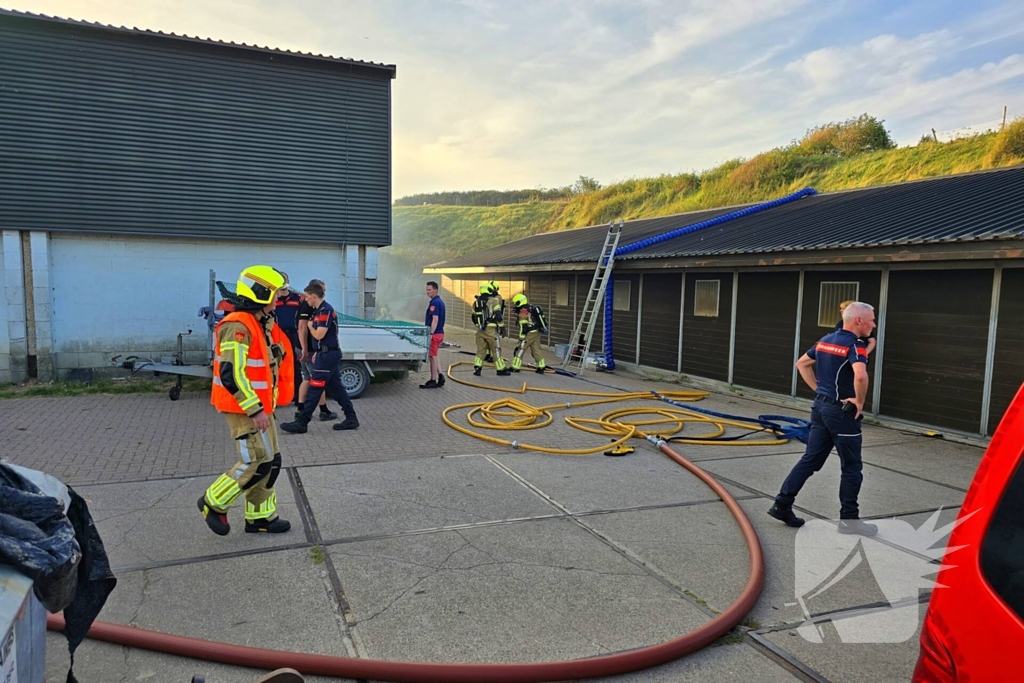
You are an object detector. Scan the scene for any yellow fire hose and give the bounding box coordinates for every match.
[442,361,792,452]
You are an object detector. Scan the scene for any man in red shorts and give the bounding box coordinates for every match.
[420,281,447,388]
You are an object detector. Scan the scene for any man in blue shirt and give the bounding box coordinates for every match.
[420,281,447,389]
[768,301,878,536]
[280,281,358,433]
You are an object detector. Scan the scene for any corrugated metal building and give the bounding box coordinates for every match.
[0,9,395,382]
[425,166,1024,437]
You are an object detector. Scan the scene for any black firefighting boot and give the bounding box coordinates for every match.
[436,374,446,387]
[838,519,878,536]
[473,366,482,377]
[244,516,292,534]
[535,366,546,374]
[767,503,805,528]
[496,368,511,376]
[333,412,360,430]
[198,496,230,536]
[280,414,311,434]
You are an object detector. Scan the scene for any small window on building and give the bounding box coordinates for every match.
[613,280,631,311]
[694,280,720,317]
[818,282,860,327]
[554,280,570,306]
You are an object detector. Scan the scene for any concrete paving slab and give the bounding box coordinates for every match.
[47,548,351,682]
[47,635,351,683]
[328,518,711,664]
[300,456,557,540]
[699,453,965,519]
[490,448,750,514]
[79,476,305,568]
[584,498,938,629]
[576,641,800,682]
[861,438,984,490]
[760,602,928,683]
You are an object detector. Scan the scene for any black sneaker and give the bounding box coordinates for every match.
[245,517,292,534]
[419,379,438,389]
[767,503,805,528]
[838,519,878,536]
[198,496,230,536]
[333,416,360,431]
[436,374,446,387]
[280,418,309,434]
[319,410,338,421]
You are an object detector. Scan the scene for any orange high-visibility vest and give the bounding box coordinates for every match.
[211,312,295,414]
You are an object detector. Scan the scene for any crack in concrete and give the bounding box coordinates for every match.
[101,480,192,557]
[314,484,489,520]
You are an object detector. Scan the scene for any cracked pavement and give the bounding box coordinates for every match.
[2,328,985,682]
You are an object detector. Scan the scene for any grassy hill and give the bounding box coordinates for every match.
[380,118,1024,318]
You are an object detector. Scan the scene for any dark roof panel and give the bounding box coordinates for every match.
[0,7,396,76]
[432,166,1024,269]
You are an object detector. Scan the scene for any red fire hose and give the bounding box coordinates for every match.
[48,439,763,682]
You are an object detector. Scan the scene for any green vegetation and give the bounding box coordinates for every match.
[382,115,1023,318]
[309,545,325,565]
[0,376,210,399]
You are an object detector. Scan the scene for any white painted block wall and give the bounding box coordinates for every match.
[47,233,357,372]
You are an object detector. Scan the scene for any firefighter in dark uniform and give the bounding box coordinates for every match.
[510,293,549,373]
[473,282,509,376]
[280,281,359,434]
[274,274,304,406]
[768,301,878,536]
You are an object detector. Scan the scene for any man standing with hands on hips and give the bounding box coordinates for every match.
[420,281,446,389]
[768,301,878,536]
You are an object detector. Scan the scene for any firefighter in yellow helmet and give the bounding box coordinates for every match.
[199,265,296,535]
[473,281,509,376]
[511,293,549,373]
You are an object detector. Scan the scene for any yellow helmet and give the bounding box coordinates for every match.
[488,280,499,294]
[512,293,528,307]
[236,265,285,305]
[479,283,491,295]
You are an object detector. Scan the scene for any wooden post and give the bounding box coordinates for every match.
[1002,106,1008,131]
[932,128,938,142]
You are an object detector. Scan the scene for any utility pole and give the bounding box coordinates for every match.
[932,128,938,142]
[1002,105,1008,131]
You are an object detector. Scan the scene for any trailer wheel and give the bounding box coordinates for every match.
[339,362,371,399]
[169,386,181,401]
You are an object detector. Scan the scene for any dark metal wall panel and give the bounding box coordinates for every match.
[439,276,466,330]
[526,275,552,345]
[733,272,800,392]
[576,273,604,353]
[682,272,732,382]
[639,273,682,371]
[797,271,882,410]
[0,15,392,245]
[611,275,640,362]
[989,269,1024,434]
[880,269,992,432]
[548,273,576,345]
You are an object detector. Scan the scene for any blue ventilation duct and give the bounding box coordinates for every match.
[602,188,817,370]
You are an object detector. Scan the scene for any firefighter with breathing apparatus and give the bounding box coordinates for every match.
[510,293,548,373]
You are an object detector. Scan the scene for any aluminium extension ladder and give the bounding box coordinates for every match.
[561,219,624,375]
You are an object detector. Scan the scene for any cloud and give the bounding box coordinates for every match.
[11,0,1024,197]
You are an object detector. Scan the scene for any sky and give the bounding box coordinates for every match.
[10,0,1024,198]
